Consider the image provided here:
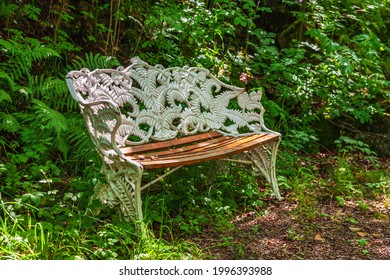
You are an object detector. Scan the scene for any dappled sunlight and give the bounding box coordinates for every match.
[1,0,389,260]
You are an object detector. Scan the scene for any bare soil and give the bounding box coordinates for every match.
[191,193,389,260]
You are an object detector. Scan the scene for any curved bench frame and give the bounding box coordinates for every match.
[66,57,282,231]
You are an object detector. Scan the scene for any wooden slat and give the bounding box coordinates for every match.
[123,134,234,159]
[139,134,271,163]
[125,133,279,169]
[133,134,263,162]
[140,134,277,168]
[120,131,222,155]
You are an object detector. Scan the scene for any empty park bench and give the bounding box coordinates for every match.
[66,57,282,228]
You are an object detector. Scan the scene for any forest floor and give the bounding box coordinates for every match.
[188,158,390,260]
[191,195,389,260]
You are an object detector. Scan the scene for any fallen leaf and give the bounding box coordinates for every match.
[315,233,325,241]
[357,232,368,237]
[349,227,362,232]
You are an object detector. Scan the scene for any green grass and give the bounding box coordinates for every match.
[0,201,201,260]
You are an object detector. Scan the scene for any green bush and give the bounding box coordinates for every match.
[1,0,389,259]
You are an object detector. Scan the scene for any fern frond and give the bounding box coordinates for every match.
[0,37,60,78]
[31,42,61,61]
[0,3,18,18]
[70,52,120,72]
[0,71,17,91]
[66,113,99,164]
[0,112,21,133]
[54,135,70,159]
[31,99,69,137]
[224,109,247,127]
[0,38,20,57]
[29,75,75,111]
[0,90,12,103]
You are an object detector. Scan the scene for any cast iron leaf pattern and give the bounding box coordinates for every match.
[67,57,274,151]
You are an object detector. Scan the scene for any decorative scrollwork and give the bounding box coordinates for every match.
[67,57,277,152]
[246,138,282,200]
[92,162,143,222]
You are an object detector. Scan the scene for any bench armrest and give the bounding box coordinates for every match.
[66,73,142,170]
[84,100,143,170]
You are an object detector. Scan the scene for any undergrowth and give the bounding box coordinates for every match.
[1,0,389,260]
[1,149,388,259]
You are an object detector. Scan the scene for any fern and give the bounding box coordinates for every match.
[28,75,76,112]
[0,113,21,133]
[0,37,60,78]
[0,90,12,103]
[31,99,69,137]
[0,71,17,90]
[0,3,18,18]
[65,113,100,167]
[0,71,17,103]
[69,52,120,71]
[12,99,72,157]
[26,37,60,61]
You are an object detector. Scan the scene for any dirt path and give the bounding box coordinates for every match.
[191,194,390,259]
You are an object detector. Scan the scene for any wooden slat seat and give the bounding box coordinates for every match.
[121,132,279,169]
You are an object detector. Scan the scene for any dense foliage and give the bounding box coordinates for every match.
[0,0,389,259]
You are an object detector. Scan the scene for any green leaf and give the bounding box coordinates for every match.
[31,193,42,206]
[0,113,21,132]
[31,99,69,137]
[234,17,241,25]
[0,89,12,103]
[22,193,42,206]
[0,3,18,17]
[22,4,41,21]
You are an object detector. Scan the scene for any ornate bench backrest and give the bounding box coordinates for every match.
[66,57,269,150]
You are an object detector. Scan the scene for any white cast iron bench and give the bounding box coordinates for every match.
[66,57,282,226]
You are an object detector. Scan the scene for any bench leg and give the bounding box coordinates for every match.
[94,163,145,235]
[246,138,282,200]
